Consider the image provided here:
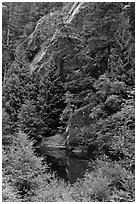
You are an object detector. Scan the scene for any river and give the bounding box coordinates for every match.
[36,147,94,184]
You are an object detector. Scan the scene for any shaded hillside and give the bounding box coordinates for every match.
[3,1,135,143]
[11,2,135,162]
[2,2,135,202]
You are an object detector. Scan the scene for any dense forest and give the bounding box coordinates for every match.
[2,2,135,202]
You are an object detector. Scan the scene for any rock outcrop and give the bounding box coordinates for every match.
[26,2,92,74]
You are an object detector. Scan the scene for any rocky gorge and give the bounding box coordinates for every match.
[2,2,135,202]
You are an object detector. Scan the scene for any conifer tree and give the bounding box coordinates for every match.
[2,62,31,133]
[2,131,50,201]
[19,63,65,142]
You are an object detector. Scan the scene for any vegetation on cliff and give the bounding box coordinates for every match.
[2,2,135,202]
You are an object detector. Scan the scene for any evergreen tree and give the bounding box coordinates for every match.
[2,131,50,201]
[18,63,65,142]
[2,62,31,133]
[80,2,124,78]
[2,2,135,202]
[108,6,135,85]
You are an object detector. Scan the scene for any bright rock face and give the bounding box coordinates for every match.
[27,2,90,73]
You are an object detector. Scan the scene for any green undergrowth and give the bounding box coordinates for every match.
[2,2,135,202]
[67,93,135,170]
[2,131,135,202]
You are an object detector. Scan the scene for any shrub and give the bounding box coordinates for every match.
[2,131,134,202]
[110,81,127,96]
[104,95,122,114]
[70,159,135,202]
[2,176,21,202]
[2,131,51,200]
[32,178,74,202]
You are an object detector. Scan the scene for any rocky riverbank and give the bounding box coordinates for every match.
[40,134,89,155]
[41,134,66,149]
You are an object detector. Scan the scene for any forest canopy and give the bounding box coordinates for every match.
[2,2,135,202]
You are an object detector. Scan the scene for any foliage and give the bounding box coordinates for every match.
[79,159,135,202]
[65,76,134,171]
[2,176,21,202]
[3,136,135,202]
[32,159,135,202]
[2,131,51,200]
[2,2,63,81]
[2,2,135,202]
[18,64,65,141]
[18,100,44,143]
[3,59,65,143]
[2,62,31,133]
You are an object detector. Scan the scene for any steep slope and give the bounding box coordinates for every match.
[28,2,86,73]
[13,2,134,156]
[28,2,91,75]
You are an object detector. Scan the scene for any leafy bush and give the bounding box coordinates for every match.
[2,131,51,200]
[104,94,122,114]
[70,159,135,202]
[66,96,134,166]
[95,99,135,162]
[2,176,20,202]
[32,178,75,202]
[110,81,127,96]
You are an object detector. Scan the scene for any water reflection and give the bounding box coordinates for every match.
[38,147,91,184]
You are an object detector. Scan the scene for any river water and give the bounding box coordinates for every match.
[37,147,94,184]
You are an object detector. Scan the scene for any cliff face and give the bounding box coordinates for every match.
[26,2,90,74]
